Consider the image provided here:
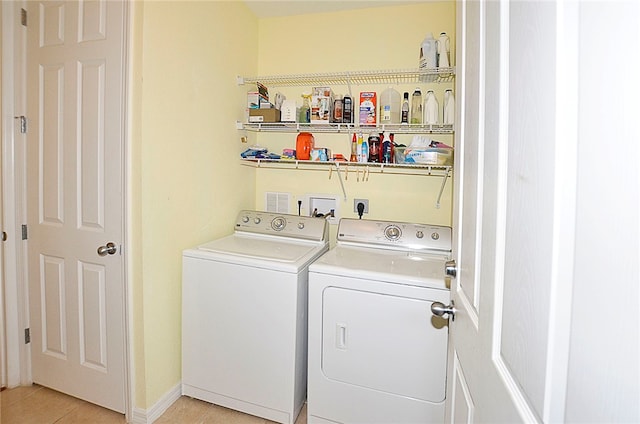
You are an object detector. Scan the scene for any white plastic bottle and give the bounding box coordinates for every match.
[379,87,401,124]
[437,32,451,68]
[443,89,455,124]
[424,90,439,124]
[419,33,438,69]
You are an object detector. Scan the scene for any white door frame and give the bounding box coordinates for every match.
[1,1,135,418]
[1,0,30,388]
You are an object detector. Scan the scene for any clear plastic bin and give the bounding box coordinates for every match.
[395,147,453,166]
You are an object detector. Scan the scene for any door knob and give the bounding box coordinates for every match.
[97,242,117,256]
[444,259,457,278]
[431,300,456,321]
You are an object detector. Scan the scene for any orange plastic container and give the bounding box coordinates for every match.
[296,132,315,160]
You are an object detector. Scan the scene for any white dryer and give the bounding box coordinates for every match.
[182,210,328,424]
[307,218,452,424]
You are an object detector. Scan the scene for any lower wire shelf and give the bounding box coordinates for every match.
[240,158,452,208]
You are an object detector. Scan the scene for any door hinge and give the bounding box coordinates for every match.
[21,224,28,240]
[25,328,30,344]
[14,116,27,134]
[21,8,27,26]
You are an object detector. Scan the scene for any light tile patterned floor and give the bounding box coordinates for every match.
[0,385,308,424]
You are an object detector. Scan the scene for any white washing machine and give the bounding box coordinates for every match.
[307,218,452,424]
[182,210,329,424]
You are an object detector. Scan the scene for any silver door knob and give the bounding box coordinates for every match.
[444,259,457,278]
[97,242,117,256]
[431,300,456,321]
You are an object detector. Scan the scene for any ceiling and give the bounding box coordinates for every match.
[243,0,428,18]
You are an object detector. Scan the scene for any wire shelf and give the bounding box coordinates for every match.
[239,67,455,87]
[240,122,454,135]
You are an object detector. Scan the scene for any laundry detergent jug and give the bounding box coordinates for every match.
[296,132,315,160]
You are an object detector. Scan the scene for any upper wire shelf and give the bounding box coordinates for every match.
[237,67,456,87]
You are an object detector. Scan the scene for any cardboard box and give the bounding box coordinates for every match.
[359,91,377,124]
[249,108,281,123]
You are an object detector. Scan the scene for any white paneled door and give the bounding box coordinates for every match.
[446,1,577,422]
[26,1,126,413]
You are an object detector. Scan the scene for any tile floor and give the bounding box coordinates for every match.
[0,385,308,424]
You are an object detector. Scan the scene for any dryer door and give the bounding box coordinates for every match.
[322,286,449,402]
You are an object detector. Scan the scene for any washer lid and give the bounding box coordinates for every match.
[310,245,450,290]
[184,233,328,270]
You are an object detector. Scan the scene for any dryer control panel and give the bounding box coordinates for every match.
[337,218,451,253]
[235,210,328,242]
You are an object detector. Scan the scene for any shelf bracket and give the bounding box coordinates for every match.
[435,169,450,209]
[334,163,347,201]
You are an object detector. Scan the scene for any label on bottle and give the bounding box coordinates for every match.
[381,105,392,123]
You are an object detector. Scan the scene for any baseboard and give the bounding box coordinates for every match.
[129,382,181,424]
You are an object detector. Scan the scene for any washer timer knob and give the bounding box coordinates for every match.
[384,225,402,241]
[431,232,440,240]
[271,217,286,231]
[416,231,424,239]
[254,217,261,224]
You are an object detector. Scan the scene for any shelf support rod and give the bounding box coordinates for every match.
[435,169,450,209]
[334,163,348,201]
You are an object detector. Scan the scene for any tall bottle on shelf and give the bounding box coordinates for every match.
[360,135,369,163]
[343,95,353,123]
[424,90,439,124]
[443,89,455,124]
[437,32,451,68]
[410,88,423,125]
[350,133,358,162]
[299,93,311,123]
[401,92,410,124]
[381,132,394,163]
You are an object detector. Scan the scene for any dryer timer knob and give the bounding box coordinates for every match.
[242,216,250,223]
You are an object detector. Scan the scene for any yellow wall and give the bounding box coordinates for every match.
[130,0,454,410]
[252,2,456,229]
[131,0,258,409]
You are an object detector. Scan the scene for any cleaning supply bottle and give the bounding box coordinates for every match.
[443,89,455,124]
[379,87,401,124]
[356,132,363,162]
[332,94,343,123]
[360,135,369,163]
[401,92,410,124]
[424,90,439,124]
[381,132,393,163]
[350,133,358,162]
[299,93,311,123]
[343,95,353,123]
[368,135,380,163]
[410,88,423,124]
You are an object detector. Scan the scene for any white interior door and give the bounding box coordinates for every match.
[446,1,577,421]
[26,0,126,413]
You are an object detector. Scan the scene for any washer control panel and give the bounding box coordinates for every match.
[235,210,328,241]
[337,218,451,252]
